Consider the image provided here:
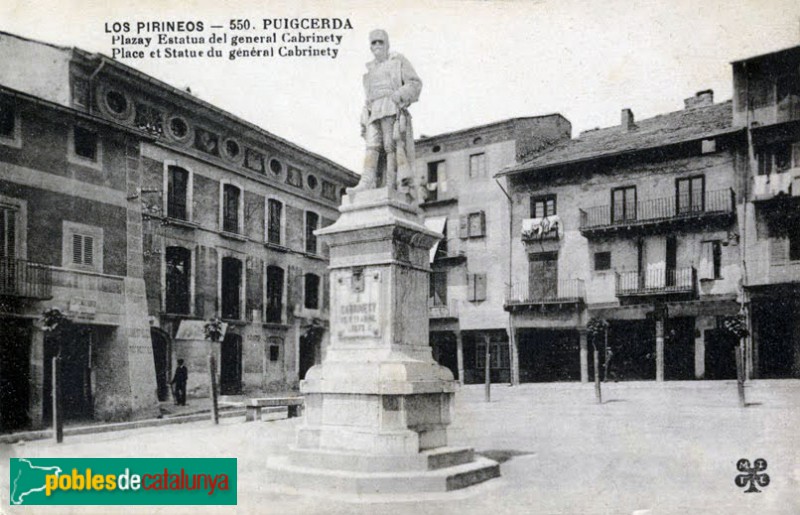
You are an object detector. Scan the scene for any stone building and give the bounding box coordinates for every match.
[733,44,800,379]
[416,116,571,384]
[498,93,746,382]
[0,31,357,430]
[0,82,157,430]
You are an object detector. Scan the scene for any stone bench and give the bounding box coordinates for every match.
[245,397,304,422]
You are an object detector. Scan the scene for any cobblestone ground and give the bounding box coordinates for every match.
[1,380,798,515]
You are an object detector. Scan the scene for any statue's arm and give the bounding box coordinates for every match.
[394,55,422,107]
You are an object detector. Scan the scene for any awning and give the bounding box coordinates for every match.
[424,216,447,263]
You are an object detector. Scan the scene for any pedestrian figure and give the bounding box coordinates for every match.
[604,347,614,382]
[171,358,188,406]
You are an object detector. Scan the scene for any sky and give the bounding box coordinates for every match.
[1,0,799,172]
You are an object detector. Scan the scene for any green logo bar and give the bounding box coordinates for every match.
[9,458,237,505]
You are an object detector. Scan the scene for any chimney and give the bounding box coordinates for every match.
[684,89,714,109]
[621,108,635,132]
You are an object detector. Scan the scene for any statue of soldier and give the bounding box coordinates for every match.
[350,29,425,202]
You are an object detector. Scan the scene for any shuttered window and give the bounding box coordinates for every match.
[460,211,486,238]
[467,273,487,302]
[72,233,94,266]
[0,206,16,260]
[267,199,283,245]
[305,211,319,254]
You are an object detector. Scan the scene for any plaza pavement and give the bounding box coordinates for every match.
[1,380,798,515]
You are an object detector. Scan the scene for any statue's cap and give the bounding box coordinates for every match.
[369,29,389,44]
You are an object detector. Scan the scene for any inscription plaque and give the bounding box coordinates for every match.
[336,270,382,339]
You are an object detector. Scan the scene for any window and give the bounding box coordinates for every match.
[222,183,241,234]
[531,195,557,218]
[304,273,320,310]
[73,126,99,161]
[305,211,319,254]
[426,161,447,201]
[790,227,800,262]
[476,340,510,369]
[469,153,486,178]
[0,205,17,260]
[63,221,103,272]
[467,273,487,302]
[165,246,191,314]
[676,176,705,214]
[611,186,636,223]
[221,257,242,319]
[700,241,722,280]
[460,211,486,238]
[756,143,793,175]
[269,343,280,362]
[167,166,190,220]
[594,251,611,271]
[306,174,318,190]
[269,158,283,175]
[321,180,337,201]
[265,265,284,323]
[287,167,303,188]
[0,99,16,139]
[266,199,283,245]
[430,271,447,306]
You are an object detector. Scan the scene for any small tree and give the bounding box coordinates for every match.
[204,318,224,343]
[586,317,608,404]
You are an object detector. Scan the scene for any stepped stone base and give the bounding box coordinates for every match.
[265,447,500,495]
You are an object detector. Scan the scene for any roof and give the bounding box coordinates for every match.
[498,101,740,177]
[0,31,357,183]
[730,44,800,64]
[416,114,568,143]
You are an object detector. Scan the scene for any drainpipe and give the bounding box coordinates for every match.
[741,63,754,380]
[496,177,519,386]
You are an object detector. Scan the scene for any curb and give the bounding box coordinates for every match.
[0,408,251,445]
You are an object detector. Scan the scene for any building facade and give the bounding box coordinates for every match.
[0,82,157,431]
[416,116,571,384]
[499,93,746,382]
[734,45,800,379]
[0,31,357,431]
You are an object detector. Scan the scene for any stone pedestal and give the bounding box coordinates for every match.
[266,188,499,495]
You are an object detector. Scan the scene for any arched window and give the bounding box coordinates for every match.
[304,273,320,310]
[165,246,191,314]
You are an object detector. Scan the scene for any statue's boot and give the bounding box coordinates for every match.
[349,149,379,192]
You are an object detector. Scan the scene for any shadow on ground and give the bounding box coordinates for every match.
[477,449,534,464]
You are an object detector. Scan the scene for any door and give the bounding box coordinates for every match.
[666,236,677,287]
[220,333,242,395]
[529,252,558,301]
[0,319,31,431]
[150,329,170,401]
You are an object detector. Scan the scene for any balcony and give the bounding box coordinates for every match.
[752,168,800,203]
[615,267,696,298]
[504,278,585,311]
[579,188,735,236]
[429,299,459,319]
[0,258,52,300]
[521,216,562,242]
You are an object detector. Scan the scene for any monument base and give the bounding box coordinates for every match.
[264,186,499,497]
[265,448,500,495]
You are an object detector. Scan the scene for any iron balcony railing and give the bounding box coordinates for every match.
[429,298,459,319]
[579,188,735,230]
[505,278,585,306]
[615,267,696,297]
[0,258,52,300]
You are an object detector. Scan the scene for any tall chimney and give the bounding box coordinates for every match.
[621,108,635,132]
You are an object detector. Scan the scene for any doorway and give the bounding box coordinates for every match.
[220,333,242,395]
[43,325,94,423]
[0,318,32,431]
[150,329,171,401]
